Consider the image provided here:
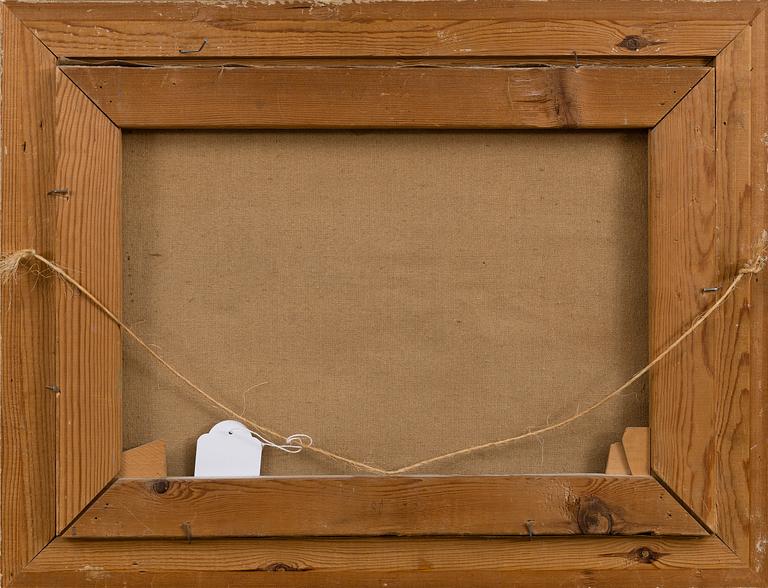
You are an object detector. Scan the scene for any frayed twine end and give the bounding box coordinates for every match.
[740,229,768,275]
[0,249,38,284]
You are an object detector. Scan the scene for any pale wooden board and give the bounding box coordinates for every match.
[120,440,167,478]
[6,0,756,58]
[0,5,57,586]
[622,427,649,476]
[61,66,708,129]
[711,26,754,559]
[54,69,122,532]
[648,73,720,533]
[605,442,631,475]
[64,476,704,539]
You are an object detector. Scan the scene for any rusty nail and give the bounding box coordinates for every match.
[181,521,192,543]
[525,520,534,540]
[179,38,208,54]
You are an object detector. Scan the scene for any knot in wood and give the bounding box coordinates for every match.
[263,562,309,572]
[576,496,613,534]
[151,479,170,494]
[617,35,656,51]
[632,546,661,564]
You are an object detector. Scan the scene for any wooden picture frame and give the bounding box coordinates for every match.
[1,1,766,585]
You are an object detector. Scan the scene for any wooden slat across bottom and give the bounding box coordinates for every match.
[65,475,704,539]
[15,535,753,588]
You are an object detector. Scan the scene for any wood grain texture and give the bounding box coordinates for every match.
[622,427,650,476]
[0,6,57,586]
[748,8,768,577]
[15,535,754,588]
[64,476,705,539]
[650,27,756,562]
[54,69,122,533]
[605,442,631,475]
[13,569,763,588]
[7,1,758,59]
[710,26,754,561]
[8,0,764,23]
[0,1,761,585]
[61,65,708,129]
[58,56,717,68]
[30,535,744,572]
[120,440,167,479]
[648,72,720,531]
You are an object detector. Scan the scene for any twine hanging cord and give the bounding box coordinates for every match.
[2,229,766,476]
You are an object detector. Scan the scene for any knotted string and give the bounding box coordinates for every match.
[247,428,314,454]
[2,229,766,475]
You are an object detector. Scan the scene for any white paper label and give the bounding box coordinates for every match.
[194,420,263,477]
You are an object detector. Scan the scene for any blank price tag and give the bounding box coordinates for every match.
[194,420,263,477]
